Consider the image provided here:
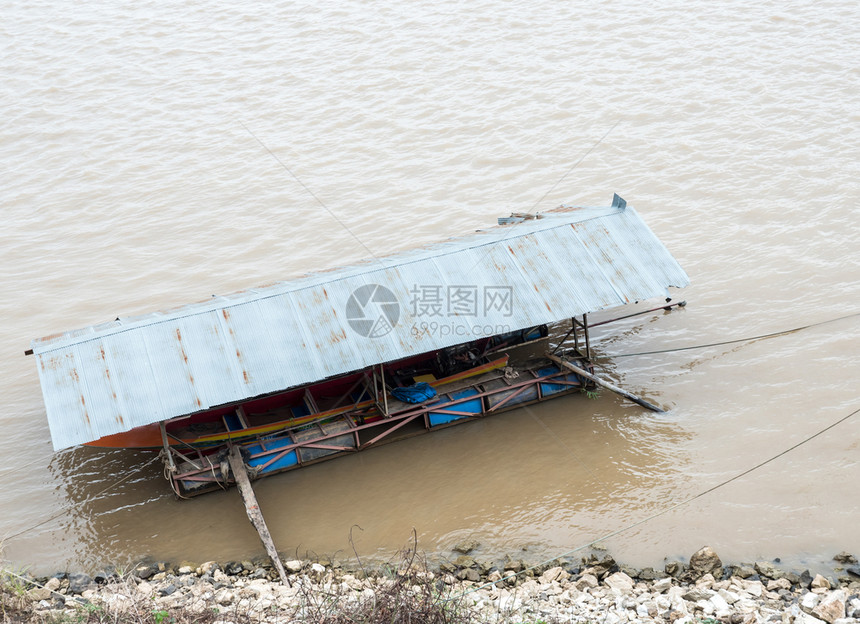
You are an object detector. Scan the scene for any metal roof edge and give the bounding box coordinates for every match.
[31,204,626,355]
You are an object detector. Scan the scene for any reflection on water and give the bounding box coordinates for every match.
[45,447,168,572]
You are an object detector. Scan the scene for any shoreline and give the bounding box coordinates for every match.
[4,546,859,623]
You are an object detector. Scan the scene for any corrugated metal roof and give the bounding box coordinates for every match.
[31,198,689,450]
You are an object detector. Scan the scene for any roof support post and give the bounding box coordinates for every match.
[160,422,176,473]
[583,313,591,361]
[379,364,389,417]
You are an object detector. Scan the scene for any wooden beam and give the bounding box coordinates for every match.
[545,353,664,413]
[227,446,290,586]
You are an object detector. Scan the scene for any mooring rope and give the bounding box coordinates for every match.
[446,404,860,602]
[598,310,860,359]
[2,455,161,543]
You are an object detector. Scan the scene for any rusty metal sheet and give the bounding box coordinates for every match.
[31,198,689,450]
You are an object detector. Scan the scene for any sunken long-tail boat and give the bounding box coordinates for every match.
[28,195,689,499]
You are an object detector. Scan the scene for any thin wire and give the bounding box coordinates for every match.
[2,456,161,543]
[0,568,92,611]
[528,120,620,213]
[599,311,860,359]
[239,121,379,261]
[447,404,860,601]
[462,121,621,277]
[0,452,54,478]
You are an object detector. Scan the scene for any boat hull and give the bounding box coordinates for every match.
[85,354,510,450]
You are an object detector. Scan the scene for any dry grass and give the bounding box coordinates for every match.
[1,533,477,624]
[293,532,475,624]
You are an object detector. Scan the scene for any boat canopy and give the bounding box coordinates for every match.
[30,195,689,450]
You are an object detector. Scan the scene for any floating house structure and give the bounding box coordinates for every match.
[29,195,689,499]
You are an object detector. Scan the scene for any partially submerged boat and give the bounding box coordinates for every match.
[28,195,689,499]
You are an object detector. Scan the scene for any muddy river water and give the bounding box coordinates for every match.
[1,0,858,574]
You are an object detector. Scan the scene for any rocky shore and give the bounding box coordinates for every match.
[6,547,860,623]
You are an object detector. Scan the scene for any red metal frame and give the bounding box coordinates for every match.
[167,359,593,497]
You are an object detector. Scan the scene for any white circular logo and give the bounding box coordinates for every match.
[345,284,400,338]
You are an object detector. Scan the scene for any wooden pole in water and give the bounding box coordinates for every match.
[227,446,290,586]
[546,353,665,413]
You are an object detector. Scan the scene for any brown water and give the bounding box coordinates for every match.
[1,1,858,575]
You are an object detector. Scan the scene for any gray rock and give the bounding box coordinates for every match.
[28,587,52,601]
[846,566,860,578]
[561,561,580,576]
[224,561,244,575]
[68,573,93,594]
[576,573,599,590]
[812,574,832,590]
[767,578,792,591]
[665,561,683,578]
[834,553,858,565]
[755,561,782,579]
[284,560,303,574]
[784,571,802,585]
[682,587,714,602]
[502,555,524,573]
[198,561,219,576]
[639,567,667,580]
[456,568,480,582]
[582,554,615,578]
[689,547,722,579]
[800,570,814,588]
[734,565,757,579]
[539,566,566,584]
[158,584,177,597]
[453,555,477,569]
[133,563,158,580]
[452,539,480,555]
[250,556,269,570]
